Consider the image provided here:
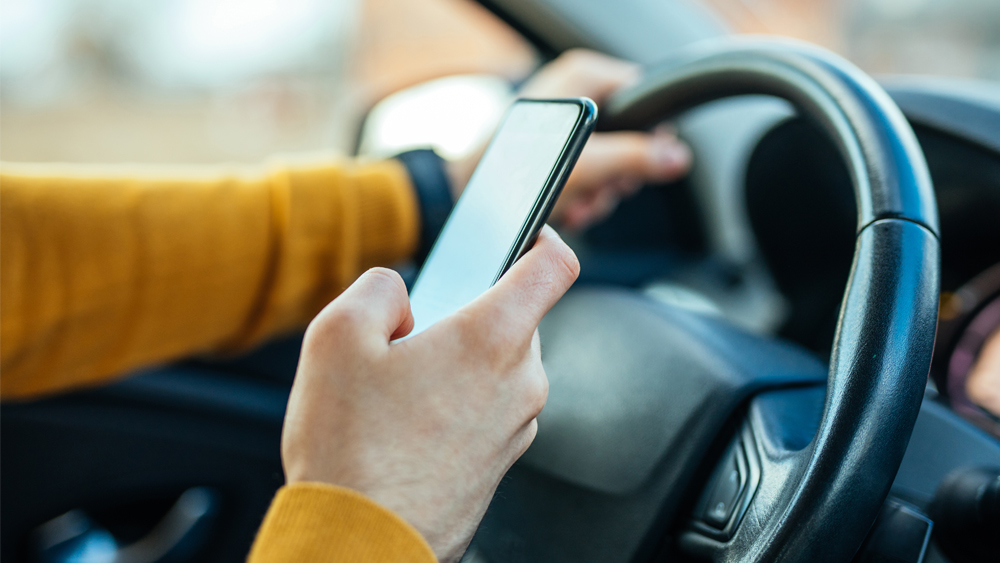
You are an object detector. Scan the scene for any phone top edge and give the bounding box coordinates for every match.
[512,97,599,126]
[513,96,597,107]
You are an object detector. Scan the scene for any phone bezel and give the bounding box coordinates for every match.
[488,97,598,284]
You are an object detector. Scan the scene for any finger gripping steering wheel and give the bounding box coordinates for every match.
[604,38,940,562]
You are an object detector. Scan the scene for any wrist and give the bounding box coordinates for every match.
[396,149,455,265]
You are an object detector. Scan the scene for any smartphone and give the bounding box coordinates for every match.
[405,97,597,337]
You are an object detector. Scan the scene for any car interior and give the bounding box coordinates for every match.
[2,1,999,562]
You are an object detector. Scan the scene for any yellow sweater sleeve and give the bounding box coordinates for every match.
[1,159,438,563]
[0,159,419,399]
[249,483,437,563]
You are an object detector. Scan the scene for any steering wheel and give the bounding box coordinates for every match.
[471,38,940,563]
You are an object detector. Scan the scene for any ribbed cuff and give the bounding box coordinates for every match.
[395,149,454,266]
[248,483,437,563]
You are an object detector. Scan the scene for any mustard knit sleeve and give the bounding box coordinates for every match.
[0,159,419,399]
[248,483,437,563]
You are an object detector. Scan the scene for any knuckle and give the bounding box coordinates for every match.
[361,267,407,296]
[560,48,588,65]
[328,300,368,329]
[307,267,408,345]
[301,317,333,355]
[560,48,600,69]
[306,299,367,347]
[525,370,549,418]
[302,318,337,354]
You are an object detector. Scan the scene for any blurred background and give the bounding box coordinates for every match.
[1,0,999,164]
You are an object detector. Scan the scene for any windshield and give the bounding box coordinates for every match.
[0,0,537,163]
[700,0,1000,80]
[2,0,996,165]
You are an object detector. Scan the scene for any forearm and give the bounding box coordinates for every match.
[0,159,419,399]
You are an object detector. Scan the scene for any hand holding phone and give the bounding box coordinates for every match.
[406,98,597,337]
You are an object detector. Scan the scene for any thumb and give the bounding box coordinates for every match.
[314,267,414,345]
[467,226,580,338]
[571,129,691,188]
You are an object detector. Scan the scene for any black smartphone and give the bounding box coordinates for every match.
[406,97,597,337]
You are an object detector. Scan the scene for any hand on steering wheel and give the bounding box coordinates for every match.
[449,50,691,232]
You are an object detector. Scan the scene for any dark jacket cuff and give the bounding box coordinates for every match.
[395,149,455,265]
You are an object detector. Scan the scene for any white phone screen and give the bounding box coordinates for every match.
[406,101,583,336]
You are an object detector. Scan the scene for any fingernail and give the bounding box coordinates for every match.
[652,136,692,170]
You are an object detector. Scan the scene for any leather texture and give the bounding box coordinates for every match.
[601,38,941,563]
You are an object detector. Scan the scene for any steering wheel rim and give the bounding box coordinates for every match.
[604,38,941,562]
